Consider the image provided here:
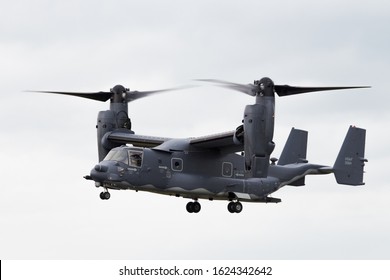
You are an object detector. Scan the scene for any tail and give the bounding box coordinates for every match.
[333,126,367,185]
[278,128,308,186]
[278,128,308,165]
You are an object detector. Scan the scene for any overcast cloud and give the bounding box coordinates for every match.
[0,0,389,259]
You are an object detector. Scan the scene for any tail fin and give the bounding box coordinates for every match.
[278,128,308,186]
[278,128,308,165]
[333,126,367,186]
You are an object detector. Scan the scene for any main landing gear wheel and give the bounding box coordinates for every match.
[228,201,243,213]
[186,201,201,213]
[100,191,110,200]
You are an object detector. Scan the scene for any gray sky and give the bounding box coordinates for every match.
[1,0,389,259]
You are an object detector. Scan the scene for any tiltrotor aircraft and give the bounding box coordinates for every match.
[34,77,368,213]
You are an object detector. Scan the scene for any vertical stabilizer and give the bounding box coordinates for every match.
[278,128,308,165]
[278,128,308,186]
[333,126,367,185]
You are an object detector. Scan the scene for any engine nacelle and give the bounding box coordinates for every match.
[243,96,275,178]
[96,110,133,161]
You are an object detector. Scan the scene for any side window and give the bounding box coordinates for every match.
[171,158,183,172]
[222,162,233,177]
[129,150,143,168]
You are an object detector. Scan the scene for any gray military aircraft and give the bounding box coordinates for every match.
[33,77,368,213]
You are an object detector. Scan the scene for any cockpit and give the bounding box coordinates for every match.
[104,147,143,168]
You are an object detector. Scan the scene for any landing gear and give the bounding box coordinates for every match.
[186,201,201,213]
[228,201,243,213]
[100,191,110,200]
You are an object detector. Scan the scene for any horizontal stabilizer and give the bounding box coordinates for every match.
[333,126,367,185]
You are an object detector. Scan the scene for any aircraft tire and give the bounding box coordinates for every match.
[228,201,242,213]
[234,202,243,213]
[193,202,201,213]
[186,202,194,213]
[100,191,110,200]
[228,202,235,213]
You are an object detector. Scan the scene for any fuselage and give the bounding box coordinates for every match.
[89,144,328,203]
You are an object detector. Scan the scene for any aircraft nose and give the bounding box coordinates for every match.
[94,164,108,172]
[90,162,122,183]
[90,163,109,183]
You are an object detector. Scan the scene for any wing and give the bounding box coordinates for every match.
[190,130,243,153]
[107,131,171,148]
[108,130,243,154]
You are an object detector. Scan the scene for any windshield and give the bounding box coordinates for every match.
[104,148,144,167]
[104,149,129,165]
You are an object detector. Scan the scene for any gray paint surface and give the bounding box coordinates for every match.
[84,78,367,213]
[0,0,389,260]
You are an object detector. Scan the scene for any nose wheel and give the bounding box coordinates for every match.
[228,201,243,213]
[186,201,201,213]
[100,191,111,200]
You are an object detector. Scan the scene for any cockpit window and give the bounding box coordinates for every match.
[104,148,143,167]
[104,149,129,165]
[129,150,143,168]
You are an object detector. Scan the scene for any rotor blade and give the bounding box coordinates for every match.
[126,85,196,102]
[26,90,112,102]
[195,79,257,96]
[274,85,370,97]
